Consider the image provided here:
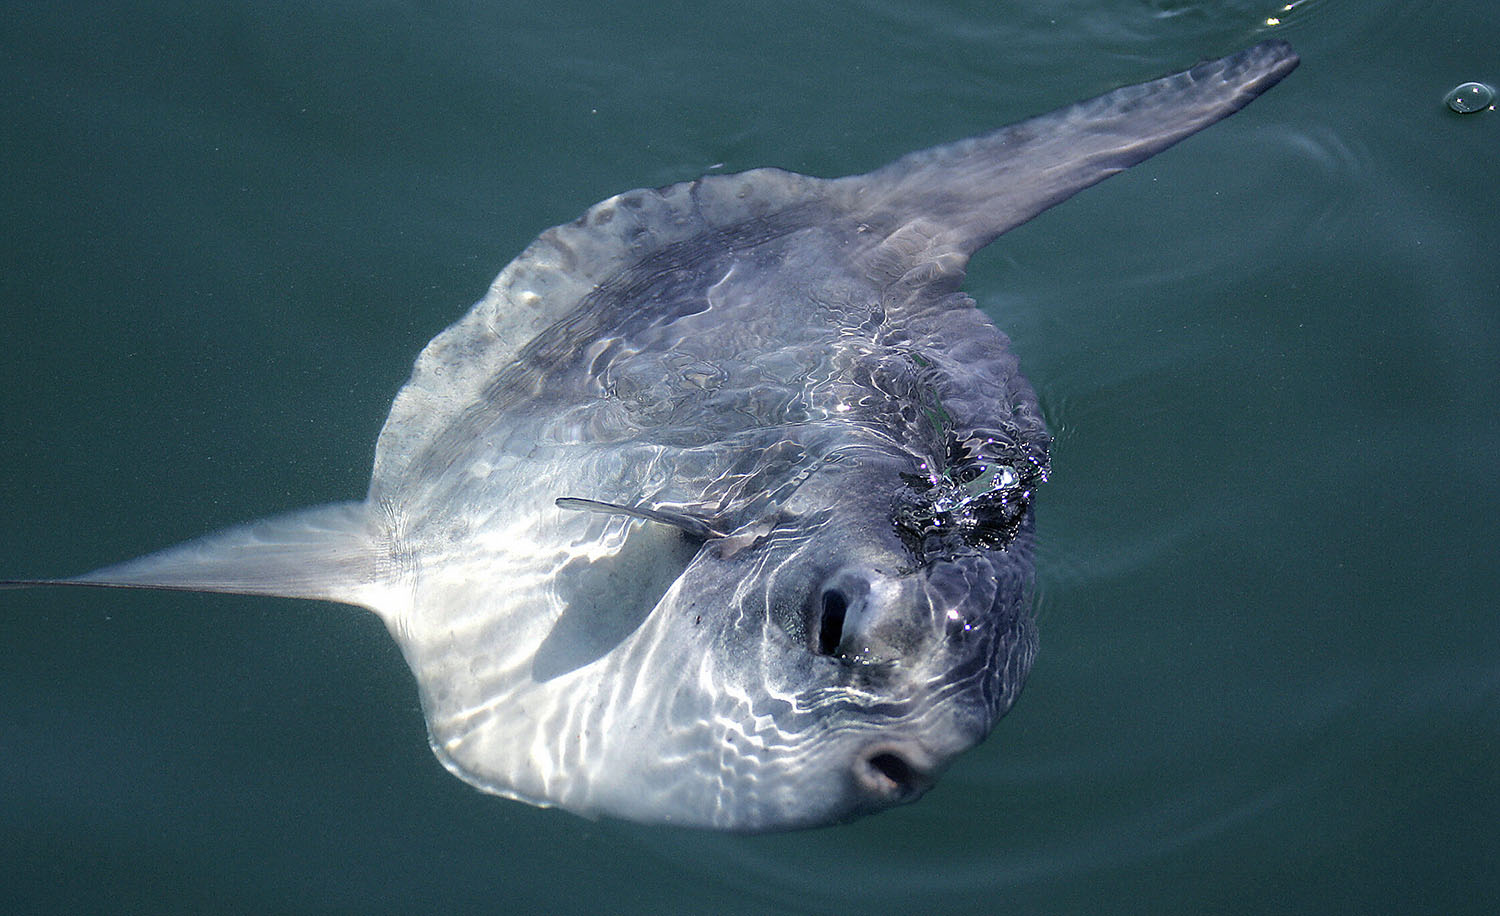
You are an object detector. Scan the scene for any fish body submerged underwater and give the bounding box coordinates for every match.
[4,42,1297,831]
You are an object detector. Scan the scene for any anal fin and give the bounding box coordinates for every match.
[2,501,383,608]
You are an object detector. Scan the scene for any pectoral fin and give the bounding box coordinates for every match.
[555,496,727,540]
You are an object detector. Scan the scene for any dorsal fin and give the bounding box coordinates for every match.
[368,41,1297,500]
[834,40,1299,264]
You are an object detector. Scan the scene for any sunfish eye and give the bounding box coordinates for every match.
[808,569,927,664]
[817,587,849,656]
[810,568,878,658]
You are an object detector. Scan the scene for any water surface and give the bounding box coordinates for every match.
[3,2,1496,913]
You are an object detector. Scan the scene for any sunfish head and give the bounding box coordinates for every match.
[591,439,1045,831]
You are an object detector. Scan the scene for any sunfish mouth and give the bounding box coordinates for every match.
[854,741,937,804]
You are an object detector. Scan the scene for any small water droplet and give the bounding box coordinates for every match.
[1444,82,1494,114]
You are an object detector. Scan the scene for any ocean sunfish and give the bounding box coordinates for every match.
[3,42,1297,831]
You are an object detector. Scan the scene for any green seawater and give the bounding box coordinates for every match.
[3,2,1496,913]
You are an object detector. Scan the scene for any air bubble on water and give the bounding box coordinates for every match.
[1444,82,1494,114]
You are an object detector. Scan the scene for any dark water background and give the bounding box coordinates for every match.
[3,2,1496,913]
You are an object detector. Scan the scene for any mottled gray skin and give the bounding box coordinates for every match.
[2,43,1297,830]
[376,209,1052,828]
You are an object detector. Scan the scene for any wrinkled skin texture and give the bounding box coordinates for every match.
[5,43,1297,830]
